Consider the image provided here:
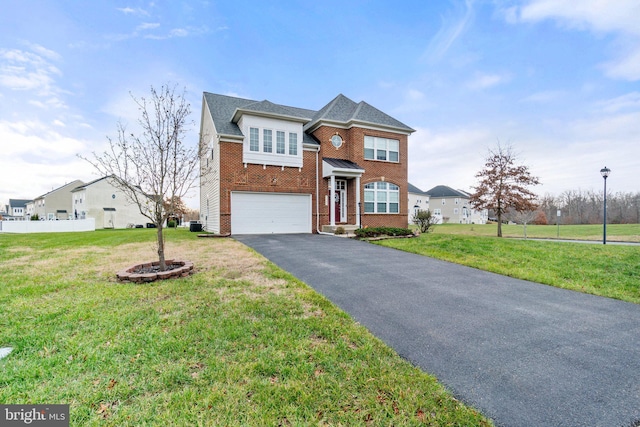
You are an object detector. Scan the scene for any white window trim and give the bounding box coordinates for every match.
[364,136,400,163]
[242,116,303,168]
[364,182,400,214]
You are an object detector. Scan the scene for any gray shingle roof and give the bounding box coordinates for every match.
[203,92,414,143]
[408,183,428,195]
[204,93,315,138]
[9,199,31,208]
[323,158,364,170]
[306,94,414,133]
[424,185,469,198]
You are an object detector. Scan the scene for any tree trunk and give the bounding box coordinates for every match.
[497,212,503,237]
[157,224,166,271]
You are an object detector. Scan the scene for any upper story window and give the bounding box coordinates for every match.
[289,132,297,155]
[249,127,259,152]
[276,131,285,154]
[242,116,303,168]
[247,126,299,159]
[263,129,273,153]
[364,136,399,162]
[364,182,399,213]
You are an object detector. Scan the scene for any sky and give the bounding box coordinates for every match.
[1,0,639,210]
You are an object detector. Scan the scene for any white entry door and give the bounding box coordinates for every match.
[335,179,347,223]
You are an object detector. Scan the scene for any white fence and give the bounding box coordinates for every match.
[0,219,96,233]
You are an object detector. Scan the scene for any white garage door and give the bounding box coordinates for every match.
[231,192,312,234]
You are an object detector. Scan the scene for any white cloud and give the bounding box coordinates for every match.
[511,0,640,81]
[601,45,640,81]
[409,126,493,193]
[117,7,149,16]
[137,22,160,30]
[518,0,640,36]
[0,120,86,157]
[595,91,640,113]
[0,46,68,111]
[466,72,510,90]
[423,0,475,62]
[520,90,564,103]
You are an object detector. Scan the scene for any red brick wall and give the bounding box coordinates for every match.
[312,126,409,229]
[218,125,409,233]
[218,141,318,234]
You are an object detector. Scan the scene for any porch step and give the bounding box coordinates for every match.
[321,224,360,234]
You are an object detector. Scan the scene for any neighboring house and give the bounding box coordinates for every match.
[200,92,415,235]
[7,199,31,220]
[424,185,488,224]
[71,176,150,229]
[33,180,85,220]
[25,201,35,218]
[408,183,430,220]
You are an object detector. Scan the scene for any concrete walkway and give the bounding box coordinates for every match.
[235,234,640,427]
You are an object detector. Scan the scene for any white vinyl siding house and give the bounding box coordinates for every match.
[71,177,150,229]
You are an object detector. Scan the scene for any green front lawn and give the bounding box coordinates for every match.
[431,223,640,242]
[0,229,491,426]
[378,233,640,304]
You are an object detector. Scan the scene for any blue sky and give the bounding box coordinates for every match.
[1,0,639,209]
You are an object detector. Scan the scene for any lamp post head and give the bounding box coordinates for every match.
[600,166,611,179]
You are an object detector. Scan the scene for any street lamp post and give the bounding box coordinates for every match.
[600,166,611,245]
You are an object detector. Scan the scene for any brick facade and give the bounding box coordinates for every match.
[201,92,413,234]
[313,126,409,230]
[217,141,318,234]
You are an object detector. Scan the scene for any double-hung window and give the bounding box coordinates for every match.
[364,136,399,162]
[263,129,272,153]
[364,182,400,213]
[288,132,297,155]
[249,127,259,152]
[276,131,285,154]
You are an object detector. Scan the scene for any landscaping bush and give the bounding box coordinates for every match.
[412,209,438,233]
[355,227,413,238]
[334,226,346,235]
[167,220,177,228]
[30,214,39,221]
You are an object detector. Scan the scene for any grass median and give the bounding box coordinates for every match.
[0,228,492,426]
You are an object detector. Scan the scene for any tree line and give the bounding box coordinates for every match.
[536,190,640,225]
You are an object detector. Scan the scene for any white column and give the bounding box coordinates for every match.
[355,176,361,226]
[330,175,336,226]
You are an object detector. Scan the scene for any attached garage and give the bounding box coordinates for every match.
[231,192,312,234]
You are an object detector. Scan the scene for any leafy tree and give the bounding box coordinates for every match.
[81,84,202,270]
[412,209,438,233]
[470,143,541,237]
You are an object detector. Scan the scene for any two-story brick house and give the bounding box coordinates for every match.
[199,93,414,234]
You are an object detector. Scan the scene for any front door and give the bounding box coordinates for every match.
[335,179,347,223]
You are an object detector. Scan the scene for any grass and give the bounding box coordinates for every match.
[430,223,640,242]
[378,230,640,304]
[0,228,491,426]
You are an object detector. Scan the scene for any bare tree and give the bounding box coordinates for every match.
[470,143,541,237]
[506,209,539,239]
[81,84,202,270]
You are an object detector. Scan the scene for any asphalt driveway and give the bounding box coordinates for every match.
[235,234,640,427]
